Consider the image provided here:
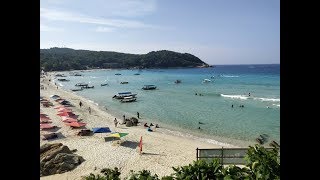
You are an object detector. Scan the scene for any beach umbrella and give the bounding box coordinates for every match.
[57,108,72,113]
[54,105,65,109]
[40,114,48,118]
[40,120,52,123]
[57,111,75,117]
[62,118,78,123]
[40,116,51,121]
[40,124,55,129]
[107,132,128,138]
[92,127,111,133]
[65,121,86,128]
[50,95,60,99]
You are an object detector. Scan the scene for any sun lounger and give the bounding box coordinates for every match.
[77,129,93,136]
[42,133,58,140]
[40,124,56,130]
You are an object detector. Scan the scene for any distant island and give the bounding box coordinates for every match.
[40,47,211,71]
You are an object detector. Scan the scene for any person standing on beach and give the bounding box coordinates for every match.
[114,118,118,127]
[123,114,125,122]
[137,112,140,118]
[88,107,91,114]
[79,101,83,108]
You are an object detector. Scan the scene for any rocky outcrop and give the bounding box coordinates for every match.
[40,143,84,177]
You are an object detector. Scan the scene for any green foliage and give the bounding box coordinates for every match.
[83,144,280,180]
[84,173,106,180]
[244,145,280,179]
[172,159,223,180]
[126,170,159,180]
[160,176,174,180]
[40,48,207,71]
[100,167,121,180]
[221,165,251,180]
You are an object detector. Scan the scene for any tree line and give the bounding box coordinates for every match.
[40,48,208,71]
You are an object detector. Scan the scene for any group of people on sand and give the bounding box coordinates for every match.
[144,123,159,132]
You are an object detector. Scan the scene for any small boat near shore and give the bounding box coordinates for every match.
[70,88,83,92]
[58,79,70,82]
[134,73,140,75]
[175,80,181,84]
[75,83,88,87]
[120,96,137,103]
[81,85,94,89]
[113,92,137,99]
[115,73,121,75]
[101,83,108,86]
[142,85,157,90]
[120,82,128,84]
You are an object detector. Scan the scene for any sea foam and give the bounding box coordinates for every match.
[221,94,249,100]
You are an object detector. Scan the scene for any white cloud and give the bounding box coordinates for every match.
[42,0,156,17]
[40,8,157,29]
[40,24,63,32]
[95,27,114,32]
[106,0,156,17]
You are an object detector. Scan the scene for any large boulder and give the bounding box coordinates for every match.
[130,117,139,126]
[40,143,84,177]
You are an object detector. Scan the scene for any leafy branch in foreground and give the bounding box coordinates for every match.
[83,145,280,180]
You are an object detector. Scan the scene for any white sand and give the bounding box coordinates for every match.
[40,74,236,179]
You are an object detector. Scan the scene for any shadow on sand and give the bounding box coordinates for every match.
[41,126,62,132]
[121,140,139,149]
[142,152,160,156]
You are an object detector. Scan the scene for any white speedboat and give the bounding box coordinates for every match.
[202,79,211,83]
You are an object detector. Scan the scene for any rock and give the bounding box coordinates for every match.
[130,117,139,126]
[71,149,77,153]
[126,120,133,127]
[40,143,84,177]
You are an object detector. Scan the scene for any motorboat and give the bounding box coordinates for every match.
[115,73,121,75]
[75,83,88,87]
[101,83,108,86]
[120,96,137,103]
[81,85,94,89]
[134,73,140,75]
[174,80,181,84]
[113,92,137,99]
[142,85,157,90]
[202,79,211,83]
[58,79,69,82]
[71,88,83,92]
[120,82,129,84]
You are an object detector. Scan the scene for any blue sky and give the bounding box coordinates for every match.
[40,0,279,65]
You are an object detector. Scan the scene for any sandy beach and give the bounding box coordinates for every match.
[40,73,235,179]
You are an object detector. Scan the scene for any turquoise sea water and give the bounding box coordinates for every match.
[55,64,280,146]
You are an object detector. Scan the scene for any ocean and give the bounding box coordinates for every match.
[54,64,280,147]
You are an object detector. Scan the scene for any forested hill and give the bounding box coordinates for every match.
[40,48,209,71]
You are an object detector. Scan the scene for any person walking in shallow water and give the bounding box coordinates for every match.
[137,112,140,118]
[79,101,83,108]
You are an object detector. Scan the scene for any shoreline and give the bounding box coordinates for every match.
[51,72,252,147]
[40,73,246,179]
